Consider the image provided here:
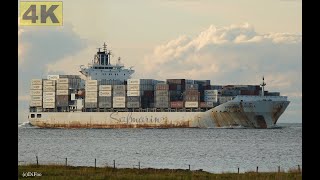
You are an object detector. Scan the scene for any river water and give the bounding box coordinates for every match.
[18,123,301,173]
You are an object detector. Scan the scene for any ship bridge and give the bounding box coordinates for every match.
[80,43,134,81]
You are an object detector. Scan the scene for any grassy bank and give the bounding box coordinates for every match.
[18,164,302,180]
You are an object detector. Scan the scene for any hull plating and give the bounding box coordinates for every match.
[29,99,289,129]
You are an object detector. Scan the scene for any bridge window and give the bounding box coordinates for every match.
[31,114,35,118]
[37,114,41,118]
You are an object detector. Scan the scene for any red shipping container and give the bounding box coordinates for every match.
[170,101,183,108]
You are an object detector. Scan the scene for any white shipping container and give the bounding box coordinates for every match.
[85,102,97,108]
[155,90,169,96]
[127,91,140,96]
[205,101,214,107]
[43,96,55,103]
[57,78,69,84]
[43,80,55,86]
[127,79,140,84]
[204,96,217,101]
[218,96,233,103]
[127,84,140,91]
[113,85,126,91]
[113,102,126,108]
[127,102,140,108]
[36,107,43,112]
[30,84,42,90]
[86,80,98,86]
[56,90,69,95]
[113,91,126,97]
[86,86,98,92]
[86,91,98,98]
[113,97,126,102]
[185,101,199,108]
[43,102,55,108]
[31,79,42,85]
[155,96,169,102]
[30,90,42,96]
[71,93,76,100]
[31,96,42,101]
[85,97,97,102]
[43,86,55,92]
[57,83,69,90]
[155,102,169,108]
[98,102,112,108]
[47,75,60,80]
[206,97,218,103]
[43,92,55,97]
[128,79,155,85]
[30,100,42,107]
[99,91,112,97]
[204,90,218,96]
[99,85,112,91]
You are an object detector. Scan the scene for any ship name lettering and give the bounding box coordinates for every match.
[110,112,125,123]
[111,112,162,124]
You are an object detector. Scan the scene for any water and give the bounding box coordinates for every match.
[18,123,302,173]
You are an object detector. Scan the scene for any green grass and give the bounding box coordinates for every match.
[18,164,302,180]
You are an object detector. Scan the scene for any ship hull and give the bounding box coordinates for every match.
[28,98,289,129]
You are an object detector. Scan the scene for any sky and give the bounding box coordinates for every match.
[18,0,302,123]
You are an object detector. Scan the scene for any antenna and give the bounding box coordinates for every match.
[260,76,266,96]
[97,48,101,52]
[118,57,121,64]
[103,42,107,52]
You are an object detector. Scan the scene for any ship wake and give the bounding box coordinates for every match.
[18,121,35,128]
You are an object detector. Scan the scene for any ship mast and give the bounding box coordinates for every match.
[103,42,107,52]
[260,76,266,96]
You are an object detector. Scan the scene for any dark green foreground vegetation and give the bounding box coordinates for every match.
[18,164,302,180]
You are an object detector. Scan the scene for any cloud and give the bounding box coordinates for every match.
[18,22,88,122]
[18,95,30,101]
[142,23,301,82]
[141,23,301,122]
[46,45,96,76]
[18,23,88,84]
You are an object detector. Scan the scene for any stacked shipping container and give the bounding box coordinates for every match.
[166,79,185,108]
[85,80,98,108]
[98,85,112,108]
[155,83,169,108]
[128,79,156,108]
[113,85,126,108]
[30,79,43,107]
[218,96,234,104]
[56,78,69,107]
[202,90,218,108]
[184,84,199,108]
[29,76,273,111]
[127,79,140,108]
[43,80,55,108]
[99,79,125,85]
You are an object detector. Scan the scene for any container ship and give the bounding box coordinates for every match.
[28,43,290,129]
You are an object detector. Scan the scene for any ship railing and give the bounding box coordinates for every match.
[32,107,212,113]
[233,95,288,101]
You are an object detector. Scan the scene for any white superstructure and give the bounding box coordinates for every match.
[79,43,134,81]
